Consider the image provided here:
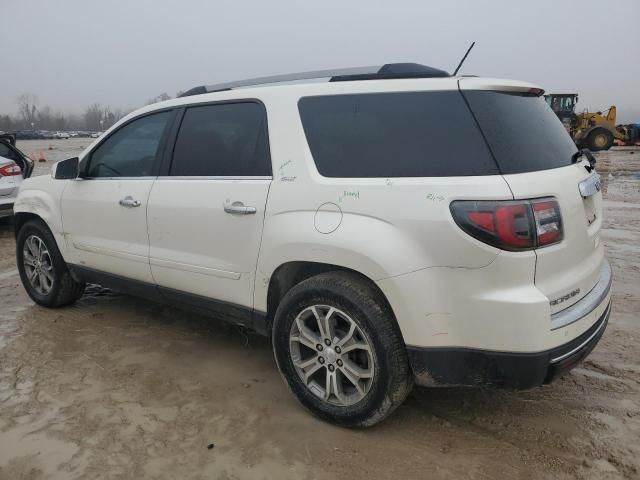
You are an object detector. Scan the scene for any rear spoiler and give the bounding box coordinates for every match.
[0,133,16,147]
[458,77,545,96]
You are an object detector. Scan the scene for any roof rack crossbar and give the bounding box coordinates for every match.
[179,63,450,97]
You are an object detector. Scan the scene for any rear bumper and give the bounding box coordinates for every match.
[408,301,611,389]
[551,260,612,330]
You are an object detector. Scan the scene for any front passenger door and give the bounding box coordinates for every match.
[61,110,174,283]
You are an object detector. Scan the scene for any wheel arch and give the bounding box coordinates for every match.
[13,212,73,272]
[13,180,68,258]
[263,261,400,339]
[13,212,46,238]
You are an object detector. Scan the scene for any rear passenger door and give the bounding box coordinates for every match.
[147,101,272,310]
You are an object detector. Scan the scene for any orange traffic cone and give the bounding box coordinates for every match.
[30,153,36,162]
[48,144,53,150]
[38,151,46,162]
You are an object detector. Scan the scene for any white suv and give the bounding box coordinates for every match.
[14,64,611,427]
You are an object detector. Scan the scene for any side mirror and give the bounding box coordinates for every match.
[53,157,80,179]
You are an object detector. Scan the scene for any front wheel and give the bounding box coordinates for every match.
[272,272,412,427]
[587,128,614,151]
[16,219,85,307]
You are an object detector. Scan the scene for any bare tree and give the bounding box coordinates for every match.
[0,114,16,131]
[84,103,105,131]
[16,93,39,128]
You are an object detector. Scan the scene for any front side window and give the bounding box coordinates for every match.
[86,111,172,178]
[170,102,270,177]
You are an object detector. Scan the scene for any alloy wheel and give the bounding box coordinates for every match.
[289,305,375,406]
[23,234,54,295]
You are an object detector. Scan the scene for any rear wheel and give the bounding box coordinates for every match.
[16,219,85,307]
[586,128,614,151]
[272,271,412,427]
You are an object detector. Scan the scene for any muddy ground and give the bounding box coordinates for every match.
[0,141,639,479]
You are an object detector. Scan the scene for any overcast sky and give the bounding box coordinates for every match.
[2,0,639,122]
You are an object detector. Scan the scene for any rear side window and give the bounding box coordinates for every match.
[298,91,498,177]
[463,91,577,174]
[170,102,270,176]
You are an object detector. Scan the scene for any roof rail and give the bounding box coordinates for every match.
[179,63,450,98]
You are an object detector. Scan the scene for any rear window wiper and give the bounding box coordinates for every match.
[572,148,596,172]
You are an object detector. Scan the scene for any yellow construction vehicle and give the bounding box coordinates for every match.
[545,93,636,151]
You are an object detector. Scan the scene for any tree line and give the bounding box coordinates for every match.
[0,92,178,132]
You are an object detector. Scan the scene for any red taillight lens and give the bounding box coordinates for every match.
[467,211,495,232]
[450,198,562,251]
[0,162,22,176]
[495,203,535,248]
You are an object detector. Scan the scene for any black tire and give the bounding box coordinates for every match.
[272,271,412,427]
[16,219,85,307]
[587,128,614,151]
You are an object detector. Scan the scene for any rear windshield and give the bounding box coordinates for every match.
[298,91,499,177]
[463,91,577,174]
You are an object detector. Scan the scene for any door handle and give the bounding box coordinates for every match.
[119,196,141,208]
[224,201,256,215]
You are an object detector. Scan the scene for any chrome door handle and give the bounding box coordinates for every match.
[224,201,256,215]
[119,196,141,208]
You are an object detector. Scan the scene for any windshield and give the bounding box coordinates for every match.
[463,91,578,174]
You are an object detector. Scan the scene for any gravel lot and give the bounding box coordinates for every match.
[0,141,639,479]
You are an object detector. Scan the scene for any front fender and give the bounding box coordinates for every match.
[13,176,68,258]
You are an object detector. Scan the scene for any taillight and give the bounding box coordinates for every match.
[531,199,563,246]
[450,198,563,251]
[0,162,22,176]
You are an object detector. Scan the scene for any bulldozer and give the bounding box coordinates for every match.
[545,93,637,151]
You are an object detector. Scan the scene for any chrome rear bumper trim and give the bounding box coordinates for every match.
[550,302,610,363]
[551,259,612,331]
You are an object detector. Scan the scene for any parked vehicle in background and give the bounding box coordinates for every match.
[0,134,34,220]
[53,131,71,139]
[0,134,34,177]
[12,63,611,427]
[89,132,102,138]
[545,93,639,151]
[12,130,41,140]
[0,157,24,219]
[10,129,53,140]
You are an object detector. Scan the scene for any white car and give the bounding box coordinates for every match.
[13,63,611,427]
[53,131,70,139]
[0,135,34,219]
[89,132,102,138]
[0,157,24,218]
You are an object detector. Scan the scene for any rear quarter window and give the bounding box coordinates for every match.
[298,91,498,177]
[462,91,577,174]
